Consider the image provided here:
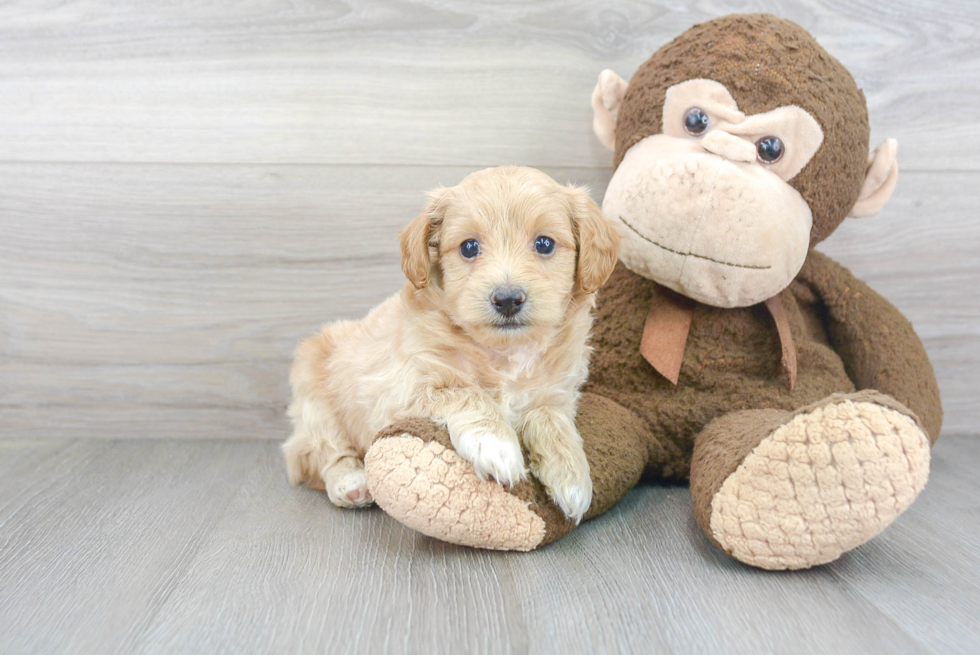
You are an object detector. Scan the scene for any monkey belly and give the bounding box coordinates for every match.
[584,263,855,479]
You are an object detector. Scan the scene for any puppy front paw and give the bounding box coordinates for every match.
[535,452,593,524]
[454,429,527,487]
[548,478,592,524]
[323,460,374,509]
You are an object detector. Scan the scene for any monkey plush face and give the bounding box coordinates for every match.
[592,14,900,308]
[603,78,824,306]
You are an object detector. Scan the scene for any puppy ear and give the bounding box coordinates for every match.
[400,187,450,289]
[566,185,621,293]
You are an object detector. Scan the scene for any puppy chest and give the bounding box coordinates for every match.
[499,386,533,425]
[471,343,585,424]
[493,374,580,426]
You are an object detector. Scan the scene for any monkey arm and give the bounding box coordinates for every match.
[793,250,942,442]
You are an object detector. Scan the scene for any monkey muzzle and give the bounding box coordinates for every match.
[603,135,813,308]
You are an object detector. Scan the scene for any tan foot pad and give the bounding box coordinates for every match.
[364,435,546,551]
[710,400,930,570]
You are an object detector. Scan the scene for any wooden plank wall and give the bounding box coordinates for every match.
[1,1,978,439]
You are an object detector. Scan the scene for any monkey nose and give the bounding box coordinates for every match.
[700,130,757,163]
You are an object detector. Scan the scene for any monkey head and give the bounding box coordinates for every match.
[592,14,899,308]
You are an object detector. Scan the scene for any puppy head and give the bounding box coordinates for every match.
[400,166,620,346]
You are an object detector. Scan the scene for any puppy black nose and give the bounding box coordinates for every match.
[491,286,527,318]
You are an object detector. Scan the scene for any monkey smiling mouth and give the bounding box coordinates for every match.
[618,215,771,270]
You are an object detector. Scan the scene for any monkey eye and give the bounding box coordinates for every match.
[755,136,784,163]
[459,239,481,259]
[534,235,556,256]
[684,108,709,136]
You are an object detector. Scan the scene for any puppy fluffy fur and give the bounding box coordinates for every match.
[282,166,620,521]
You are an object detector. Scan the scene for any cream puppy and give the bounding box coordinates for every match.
[282,166,620,522]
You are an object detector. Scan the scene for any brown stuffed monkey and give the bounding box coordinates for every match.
[362,14,943,570]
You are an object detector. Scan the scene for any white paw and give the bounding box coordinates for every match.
[454,429,527,487]
[325,467,374,509]
[546,476,593,524]
[533,447,593,523]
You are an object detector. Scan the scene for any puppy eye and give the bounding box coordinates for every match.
[684,108,709,136]
[534,236,556,256]
[459,239,481,259]
[755,136,784,163]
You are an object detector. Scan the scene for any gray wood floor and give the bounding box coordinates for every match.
[2,1,979,653]
[1,436,978,655]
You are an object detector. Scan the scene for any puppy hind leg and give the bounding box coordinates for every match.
[324,456,373,508]
[283,398,371,507]
[282,424,328,491]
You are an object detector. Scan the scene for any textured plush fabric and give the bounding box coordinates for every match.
[689,407,792,555]
[695,392,930,569]
[372,417,574,546]
[661,79,825,181]
[366,250,943,557]
[371,392,649,546]
[613,13,869,247]
[796,251,943,442]
[365,432,548,551]
[363,14,944,567]
[584,260,858,481]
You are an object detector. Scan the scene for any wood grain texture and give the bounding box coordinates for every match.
[1,437,978,654]
[130,443,525,655]
[830,437,980,653]
[0,439,265,654]
[2,164,976,438]
[0,1,978,169]
[2,3,977,653]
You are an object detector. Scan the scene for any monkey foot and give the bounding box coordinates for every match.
[708,394,931,570]
[364,434,549,550]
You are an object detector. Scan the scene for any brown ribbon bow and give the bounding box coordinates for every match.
[639,285,797,390]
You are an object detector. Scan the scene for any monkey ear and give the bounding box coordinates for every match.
[849,139,899,218]
[591,70,629,151]
[400,187,450,289]
[566,185,621,293]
